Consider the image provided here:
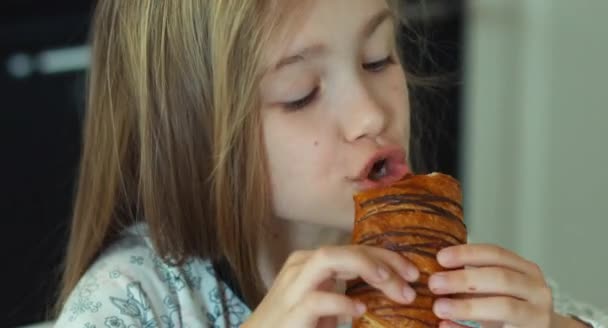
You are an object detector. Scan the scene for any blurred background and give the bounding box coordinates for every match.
[463,0,608,314]
[2,1,91,327]
[1,0,606,327]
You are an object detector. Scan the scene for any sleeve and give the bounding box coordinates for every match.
[53,239,203,328]
[549,279,608,328]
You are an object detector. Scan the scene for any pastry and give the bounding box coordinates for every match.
[347,173,467,327]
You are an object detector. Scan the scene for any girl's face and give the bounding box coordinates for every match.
[260,0,410,231]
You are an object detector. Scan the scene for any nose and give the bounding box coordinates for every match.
[340,81,388,142]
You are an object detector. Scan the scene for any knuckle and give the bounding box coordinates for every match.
[530,305,552,326]
[537,286,553,305]
[389,251,409,265]
[314,246,335,262]
[301,291,322,310]
[493,245,511,259]
[502,298,521,318]
[539,311,552,325]
[353,244,368,252]
[528,261,544,276]
[459,298,473,316]
[454,269,468,284]
[349,246,375,264]
[453,244,467,258]
[282,251,311,276]
[281,264,299,280]
[288,250,306,261]
[284,252,301,267]
[371,246,405,266]
[301,292,346,314]
[495,268,511,286]
[459,272,475,291]
[461,244,478,259]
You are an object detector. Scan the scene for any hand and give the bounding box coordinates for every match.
[427,243,557,328]
[241,245,420,328]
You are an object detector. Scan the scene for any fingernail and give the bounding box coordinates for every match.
[355,302,367,315]
[429,273,447,292]
[377,266,390,281]
[434,298,452,318]
[405,266,419,282]
[437,249,450,265]
[402,286,416,302]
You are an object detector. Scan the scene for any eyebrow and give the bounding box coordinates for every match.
[273,8,394,71]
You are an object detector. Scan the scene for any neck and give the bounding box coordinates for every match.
[257,218,350,291]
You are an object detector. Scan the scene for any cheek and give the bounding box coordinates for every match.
[262,110,348,225]
[262,112,334,188]
[380,69,410,135]
[389,70,409,111]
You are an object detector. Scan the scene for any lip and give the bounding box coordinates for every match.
[353,146,411,190]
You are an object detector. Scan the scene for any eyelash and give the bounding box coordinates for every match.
[283,86,320,111]
[362,55,395,73]
[283,55,395,111]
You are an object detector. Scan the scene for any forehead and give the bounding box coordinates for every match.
[261,0,392,69]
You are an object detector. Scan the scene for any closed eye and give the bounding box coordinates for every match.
[362,56,395,73]
[283,86,319,111]
[281,56,394,111]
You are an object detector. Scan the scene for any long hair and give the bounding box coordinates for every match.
[55,0,431,317]
[55,0,300,313]
[389,0,449,173]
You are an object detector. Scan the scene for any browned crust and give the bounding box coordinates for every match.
[348,173,467,328]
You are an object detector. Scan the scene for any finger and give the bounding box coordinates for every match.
[363,246,420,282]
[428,267,552,304]
[276,250,314,284]
[284,250,314,267]
[289,291,366,326]
[433,296,548,326]
[317,278,337,292]
[295,246,415,304]
[437,244,545,279]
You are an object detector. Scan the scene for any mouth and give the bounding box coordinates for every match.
[354,147,410,190]
[369,158,389,181]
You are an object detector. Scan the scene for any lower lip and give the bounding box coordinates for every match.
[356,162,410,190]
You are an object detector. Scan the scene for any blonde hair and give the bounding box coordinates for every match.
[56,0,412,317]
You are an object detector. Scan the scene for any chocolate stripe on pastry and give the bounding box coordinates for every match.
[347,280,435,298]
[356,194,465,228]
[360,193,463,211]
[358,227,466,245]
[348,173,467,328]
[359,314,435,328]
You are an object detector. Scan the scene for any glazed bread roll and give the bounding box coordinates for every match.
[346,173,467,328]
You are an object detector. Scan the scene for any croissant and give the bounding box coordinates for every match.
[346,172,467,328]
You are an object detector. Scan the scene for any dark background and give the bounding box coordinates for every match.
[1,1,463,326]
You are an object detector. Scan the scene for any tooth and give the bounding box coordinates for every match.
[378,162,387,177]
[370,159,387,180]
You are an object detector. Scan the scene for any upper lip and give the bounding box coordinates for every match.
[353,146,407,181]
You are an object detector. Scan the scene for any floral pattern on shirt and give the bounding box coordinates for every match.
[55,224,605,328]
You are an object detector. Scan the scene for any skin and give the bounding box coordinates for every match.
[247,0,589,327]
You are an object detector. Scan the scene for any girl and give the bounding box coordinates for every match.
[54,0,606,327]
